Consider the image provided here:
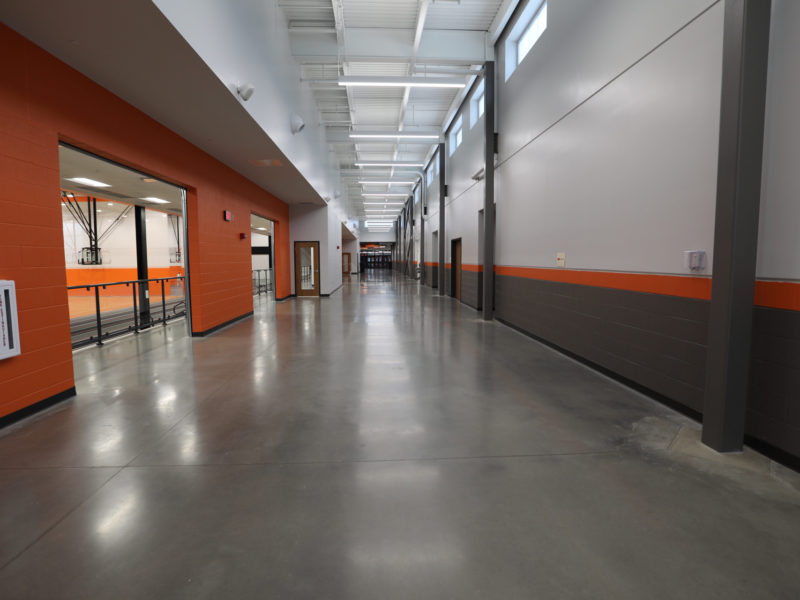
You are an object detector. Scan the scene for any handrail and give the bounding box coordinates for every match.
[67,275,186,349]
[252,269,273,296]
[67,275,185,290]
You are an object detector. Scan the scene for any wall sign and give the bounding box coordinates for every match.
[223,210,233,222]
[0,280,21,360]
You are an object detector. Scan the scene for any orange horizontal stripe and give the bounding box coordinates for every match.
[462,263,483,272]
[494,266,711,300]
[754,280,800,311]
[424,262,438,267]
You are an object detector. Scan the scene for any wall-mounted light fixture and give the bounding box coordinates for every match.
[290,114,305,134]
[236,83,255,101]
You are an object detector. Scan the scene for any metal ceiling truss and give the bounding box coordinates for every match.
[279,0,515,226]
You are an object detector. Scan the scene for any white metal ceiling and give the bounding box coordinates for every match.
[280,0,512,223]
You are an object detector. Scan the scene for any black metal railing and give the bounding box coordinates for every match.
[252,269,273,295]
[67,276,186,349]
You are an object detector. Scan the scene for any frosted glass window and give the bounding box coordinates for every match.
[517,2,547,66]
[449,115,463,156]
[469,79,485,129]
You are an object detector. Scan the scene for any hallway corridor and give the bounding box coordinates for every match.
[1,273,799,599]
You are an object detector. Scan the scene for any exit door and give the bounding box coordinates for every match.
[295,241,320,296]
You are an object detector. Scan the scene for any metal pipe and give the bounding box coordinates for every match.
[94,286,103,345]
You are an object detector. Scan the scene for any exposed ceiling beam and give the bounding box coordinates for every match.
[489,0,520,43]
[290,28,486,64]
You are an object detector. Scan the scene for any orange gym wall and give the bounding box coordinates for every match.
[0,23,291,419]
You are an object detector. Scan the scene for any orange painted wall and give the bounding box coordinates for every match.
[0,24,291,419]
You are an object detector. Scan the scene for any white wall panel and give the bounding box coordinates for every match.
[493,2,723,274]
[154,0,339,202]
[756,0,800,280]
[360,231,396,243]
[497,0,719,162]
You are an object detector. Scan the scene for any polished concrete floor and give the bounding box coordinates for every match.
[1,271,799,599]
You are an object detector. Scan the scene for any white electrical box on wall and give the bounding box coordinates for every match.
[683,250,707,272]
[0,280,21,360]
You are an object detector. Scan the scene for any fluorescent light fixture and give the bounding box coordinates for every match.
[350,132,440,140]
[358,180,416,185]
[363,202,405,205]
[361,193,409,197]
[67,177,110,188]
[339,76,465,89]
[141,197,170,204]
[255,227,267,231]
[355,161,425,168]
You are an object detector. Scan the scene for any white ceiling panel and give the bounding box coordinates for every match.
[282,0,510,226]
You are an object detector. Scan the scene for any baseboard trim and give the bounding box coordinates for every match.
[321,284,343,297]
[495,317,703,423]
[0,387,77,429]
[744,435,800,474]
[191,311,253,337]
[495,317,800,473]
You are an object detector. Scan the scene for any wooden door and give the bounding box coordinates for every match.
[295,241,320,296]
[342,252,351,275]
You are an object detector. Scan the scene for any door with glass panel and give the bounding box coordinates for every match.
[295,241,320,296]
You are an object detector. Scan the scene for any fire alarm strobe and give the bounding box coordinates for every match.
[223,210,233,222]
[0,280,21,360]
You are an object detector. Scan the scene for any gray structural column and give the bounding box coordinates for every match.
[702,0,771,452]
[420,181,425,283]
[482,61,496,321]
[134,205,151,326]
[437,143,446,294]
[180,189,193,335]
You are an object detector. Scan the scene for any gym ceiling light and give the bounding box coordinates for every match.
[67,177,110,188]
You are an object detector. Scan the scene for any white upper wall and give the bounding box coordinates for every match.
[153,0,340,204]
[491,0,722,274]
[757,0,800,280]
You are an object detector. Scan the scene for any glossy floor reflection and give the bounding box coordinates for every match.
[1,271,799,599]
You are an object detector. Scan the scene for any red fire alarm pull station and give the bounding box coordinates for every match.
[240,233,248,240]
[223,210,233,222]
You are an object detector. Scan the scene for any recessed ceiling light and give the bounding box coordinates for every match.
[141,197,170,204]
[358,181,416,185]
[339,76,465,89]
[142,177,157,183]
[67,177,110,188]
[255,227,267,231]
[362,193,409,197]
[364,202,405,205]
[350,133,439,140]
[355,162,425,168]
